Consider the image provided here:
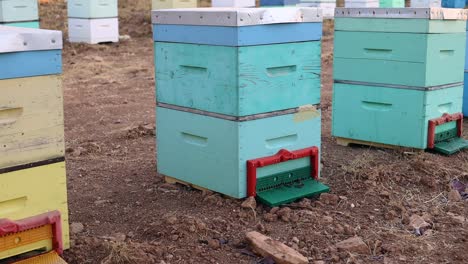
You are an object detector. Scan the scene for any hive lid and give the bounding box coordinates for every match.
[0,26,62,53]
[152,7,323,26]
[335,8,468,20]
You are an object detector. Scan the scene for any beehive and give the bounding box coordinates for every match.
[297,0,336,18]
[442,0,465,7]
[0,0,39,28]
[68,0,119,44]
[380,0,404,7]
[153,8,328,202]
[344,0,379,7]
[212,0,256,7]
[259,0,300,6]
[152,0,197,9]
[0,26,69,259]
[332,8,468,153]
[411,0,441,7]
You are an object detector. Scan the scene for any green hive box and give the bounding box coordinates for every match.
[332,8,468,150]
[156,106,322,198]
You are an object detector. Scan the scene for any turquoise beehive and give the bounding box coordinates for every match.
[0,0,39,28]
[332,8,468,153]
[153,8,328,201]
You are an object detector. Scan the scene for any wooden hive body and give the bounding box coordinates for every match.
[332,8,467,149]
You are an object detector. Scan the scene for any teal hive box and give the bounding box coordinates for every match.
[333,8,468,149]
[0,0,38,22]
[380,0,405,7]
[152,8,323,117]
[156,105,322,198]
[1,21,39,28]
[334,9,467,87]
[67,0,118,19]
[333,83,463,149]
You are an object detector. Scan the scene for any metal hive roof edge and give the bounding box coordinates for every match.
[151,7,323,26]
[0,26,63,53]
[335,8,468,20]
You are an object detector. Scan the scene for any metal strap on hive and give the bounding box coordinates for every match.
[0,26,62,53]
[152,7,323,26]
[335,8,468,20]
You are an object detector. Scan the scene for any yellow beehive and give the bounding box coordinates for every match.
[0,162,69,259]
[0,75,64,170]
[152,0,197,9]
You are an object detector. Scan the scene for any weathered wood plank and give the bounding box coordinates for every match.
[246,231,308,264]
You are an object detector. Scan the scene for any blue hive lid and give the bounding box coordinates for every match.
[0,26,62,53]
[152,7,323,26]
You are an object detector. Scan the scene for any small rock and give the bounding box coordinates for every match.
[380,191,391,198]
[208,239,221,250]
[320,193,339,205]
[111,233,126,242]
[448,189,462,202]
[322,215,334,224]
[70,222,84,234]
[292,237,300,244]
[165,215,178,225]
[334,224,345,234]
[277,207,292,222]
[264,213,278,222]
[335,237,368,254]
[409,214,431,235]
[119,34,131,41]
[256,223,266,232]
[241,197,257,209]
[270,207,280,214]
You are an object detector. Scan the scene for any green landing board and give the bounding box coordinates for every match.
[434,138,468,155]
[257,178,330,207]
[256,166,329,207]
[335,18,466,33]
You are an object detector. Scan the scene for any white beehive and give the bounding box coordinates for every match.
[68,18,119,44]
[212,0,256,7]
[344,0,379,7]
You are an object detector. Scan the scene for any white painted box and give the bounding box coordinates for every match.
[212,0,256,7]
[344,0,380,7]
[297,1,336,18]
[68,18,119,44]
[410,0,441,7]
[67,0,118,19]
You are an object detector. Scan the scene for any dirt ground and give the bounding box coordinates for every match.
[36,1,468,263]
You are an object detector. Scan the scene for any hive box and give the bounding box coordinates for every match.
[0,26,69,259]
[442,0,465,7]
[152,0,197,9]
[380,0,404,7]
[68,17,119,44]
[1,21,39,28]
[0,0,38,23]
[152,8,323,117]
[344,0,379,7]
[411,0,441,7]
[332,8,467,149]
[334,9,466,87]
[212,0,256,7]
[0,162,69,259]
[68,0,118,18]
[157,106,322,198]
[260,0,300,6]
[297,1,336,18]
